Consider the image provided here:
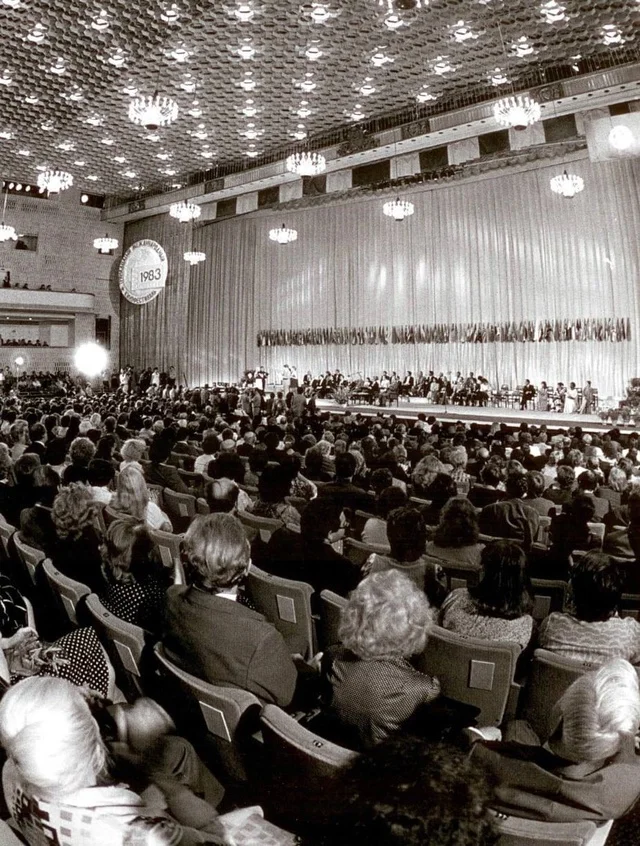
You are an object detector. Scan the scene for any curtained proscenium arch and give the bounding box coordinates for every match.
[120,153,640,398]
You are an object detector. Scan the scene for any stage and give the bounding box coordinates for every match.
[315,397,632,435]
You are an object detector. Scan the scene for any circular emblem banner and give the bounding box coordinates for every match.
[119,239,168,305]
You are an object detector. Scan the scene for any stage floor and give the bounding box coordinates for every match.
[316,397,628,434]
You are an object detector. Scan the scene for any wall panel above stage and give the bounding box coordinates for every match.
[120,155,640,397]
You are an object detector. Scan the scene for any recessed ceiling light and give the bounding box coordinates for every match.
[41,120,55,131]
[240,73,256,91]
[122,81,139,96]
[359,79,376,96]
[371,50,393,67]
[449,21,479,42]
[87,175,99,181]
[540,1,567,23]
[180,75,197,92]
[91,9,110,31]
[160,3,180,23]
[430,55,455,75]
[188,101,203,117]
[73,160,86,166]
[236,41,256,59]
[26,23,46,43]
[24,95,39,104]
[511,36,535,57]
[0,131,13,139]
[122,170,137,178]
[170,45,191,62]
[113,155,127,163]
[234,3,255,22]
[108,49,127,67]
[0,70,12,86]
[601,24,625,45]
[488,67,509,86]
[100,138,115,146]
[1,0,22,8]
[84,113,104,126]
[17,149,31,156]
[305,45,323,61]
[57,140,76,152]
[146,133,161,142]
[308,4,332,24]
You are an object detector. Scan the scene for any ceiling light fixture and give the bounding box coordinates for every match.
[129,91,178,129]
[242,99,258,116]
[161,3,181,23]
[383,197,414,221]
[91,9,110,31]
[240,73,256,91]
[291,124,308,140]
[305,45,323,60]
[169,200,201,222]
[93,235,119,253]
[170,45,191,62]
[601,24,625,46]
[234,4,255,22]
[285,151,326,176]
[493,94,541,130]
[0,70,12,86]
[609,125,634,151]
[540,0,567,24]
[511,36,535,57]
[108,49,127,67]
[550,169,584,198]
[371,50,393,67]
[184,250,206,265]
[26,23,46,43]
[37,169,73,194]
[308,4,333,23]
[269,224,297,244]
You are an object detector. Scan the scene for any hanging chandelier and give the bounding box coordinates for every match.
[184,250,206,265]
[93,235,119,253]
[285,151,326,176]
[269,224,298,244]
[169,200,202,222]
[37,169,73,194]
[493,94,541,131]
[128,91,178,130]
[383,197,415,221]
[550,170,584,199]
[0,222,17,242]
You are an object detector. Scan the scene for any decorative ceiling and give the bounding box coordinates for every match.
[0,0,638,197]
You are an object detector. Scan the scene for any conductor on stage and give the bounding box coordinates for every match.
[520,379,535,410]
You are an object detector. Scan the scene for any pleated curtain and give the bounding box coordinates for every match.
[120,153,640,399]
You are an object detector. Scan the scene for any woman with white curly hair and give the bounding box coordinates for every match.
[323,569,440,749]
[473,658,640,822]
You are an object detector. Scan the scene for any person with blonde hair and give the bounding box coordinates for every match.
[110,464,171,531]
[162,513,297,706]
[49,482,106,594]
[0,676,230,845]
[473,658,640,822]
[323,570,440,749]
[119,437,147,472]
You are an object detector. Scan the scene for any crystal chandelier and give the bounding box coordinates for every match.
[184,250,206,265]
[169,201,201,222]
[37,169,73,194]
[493,94,541,131]
[550,170,584,199]
[128,91,178,130]
[93,235,119,253]
[285,151,326,176]
[269,224,298,244]
[383,197,415,221]
[0,222,17,242]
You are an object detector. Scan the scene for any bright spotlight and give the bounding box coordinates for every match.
[609,124,634,151]
[14,356,24,367]
[74,342,108,377]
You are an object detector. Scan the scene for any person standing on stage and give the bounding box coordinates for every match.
[256,366,268,392]
[565,381,579,414]
[520,379,535,410]
[536,381,549,412]
[581,380,595,414]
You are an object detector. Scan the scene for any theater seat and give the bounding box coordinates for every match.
[492,810,613,846]
[85,593,146,701]
[41,558,90,629]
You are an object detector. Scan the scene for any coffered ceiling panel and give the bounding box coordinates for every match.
[0,0,638,196]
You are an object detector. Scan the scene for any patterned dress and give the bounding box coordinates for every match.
[439,588,533,650]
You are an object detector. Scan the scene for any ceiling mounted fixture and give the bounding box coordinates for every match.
[383,197,415,221]
[609,125,634,151]
[449,21,480,42]
[307,4,334,24]
[493,94,541,130]
[184,250,206,265]
[236,41,256,60]
[240,72,256,91]
[26,23,46,43]
[296,102,311,118]
[291,124,308,140]
[122,81,139,96]
[285,151,326,176]
[37,169,73,194]
[550,169,584,198]
[1,0,22,7]
[371,50,393,67]
[269,224,297,244]
[383,13,404,30]
[93,235,119,253]
[540,0,567,24]
[108,49,127,67]
[416,85,439,103]
[233,4,255,23]
[242,99,258,117]
[160,3,181,23]
[601,24,625,46]
[358,79,376,96]
[430,55,456,76]
[511,36,535,57]
[169,200,202,222]
[0,70,12,86]
[170,45,191,62]
[129,91,178,130]
[348,104,366,121]
[305,44,323,61]
[90,9,110,31]
[488,67,509,86]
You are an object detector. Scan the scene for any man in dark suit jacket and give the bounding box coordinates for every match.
[162,512,297,707]
[318,452,374,514]
[145,436,190,494]
[479,474,539,551]
[24,422,47,459]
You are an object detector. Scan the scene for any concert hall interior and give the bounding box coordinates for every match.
[3,1,640,845]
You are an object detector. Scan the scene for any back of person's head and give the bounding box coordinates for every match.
[87,458,115,488]
[434,496,479,548]
[339,570,433,660]
[14,453,43,487]
[552,658,640,763]
[577,469,597,493]
[449,446,467,469]
[102,517,150,583]
[0,677,107,801]
[112,465,149,521]
[526,471,546,498]
[369,467,394,495]
[205,478,240,513]
[567,492,596,524]
[470,540,532,620]
[556,465,576,490]
[505,473,528,500]
[29,422,45,443]
[257,463,292,503]
[386,507,427,562]
[480,463,502,488]
[69,437,96,467]
[570,551,624,622]
[300,498,342,544]
[607,466,628,493]
[120,438,146,463]
[326,737,498,846]
[149,436,172,464]
[425,473,457,509]
[202,430,221,455]
[376,485,407,519]
[210,452,246,485]
[52,483,96,541]
[335,451,357,480]
[248,445,269,473]
[183,513,249,591]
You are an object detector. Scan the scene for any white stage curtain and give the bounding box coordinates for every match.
[120,154,640,397]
